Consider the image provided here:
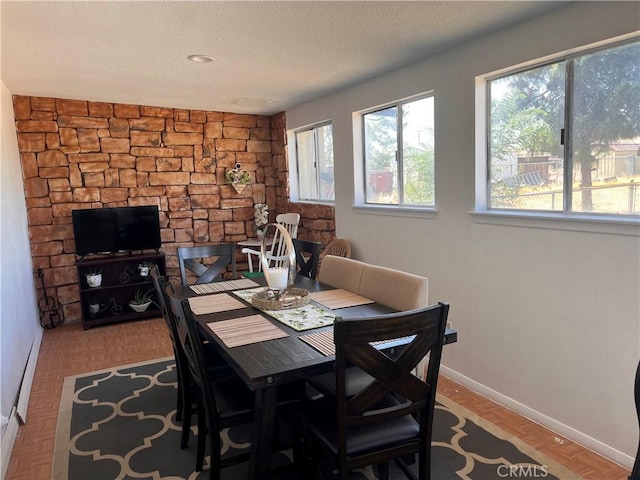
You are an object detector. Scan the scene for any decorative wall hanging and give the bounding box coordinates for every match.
[225,162,251,194]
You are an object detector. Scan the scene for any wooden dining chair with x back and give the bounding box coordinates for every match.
[177,243,237,285]
[292,238,322,279]
[300,302,450,480]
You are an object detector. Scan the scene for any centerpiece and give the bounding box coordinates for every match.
[250,222,310,310]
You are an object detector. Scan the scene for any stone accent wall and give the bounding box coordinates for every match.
[12,95,336,323]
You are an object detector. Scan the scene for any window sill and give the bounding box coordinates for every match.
[352,204,437,219]
[291,200,334,207]
[470,210,640,236]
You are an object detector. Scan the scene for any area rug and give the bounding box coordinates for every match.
[53,358,582,480]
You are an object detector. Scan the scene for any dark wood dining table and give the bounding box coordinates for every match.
[174,275,458,480]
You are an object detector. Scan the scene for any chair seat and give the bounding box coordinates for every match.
[308,367,373,398]
[301,395,419,457]
[212,376,254,421]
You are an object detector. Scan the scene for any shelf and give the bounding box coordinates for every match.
[77,251,165,329]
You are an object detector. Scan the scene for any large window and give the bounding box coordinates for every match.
[363,95,435,207]
[488,40,640,216]
[294,123,334,202]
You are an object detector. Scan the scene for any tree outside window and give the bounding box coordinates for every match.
[489,40,640,215]
[363,96,435,207]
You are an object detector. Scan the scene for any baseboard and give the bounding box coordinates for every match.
[1,407,20,479]
[17,327,43,422]
[1,327,43,478]
[440,365,634,469]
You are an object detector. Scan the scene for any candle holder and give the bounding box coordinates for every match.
[260,222,296,301]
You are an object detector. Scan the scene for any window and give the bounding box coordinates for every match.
[363,95,435,207]
[294,123,334,202]
[488,39,640,216]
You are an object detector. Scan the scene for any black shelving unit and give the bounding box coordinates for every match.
[77,252,166,329]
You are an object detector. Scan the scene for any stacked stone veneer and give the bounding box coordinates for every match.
[12,96,335,323]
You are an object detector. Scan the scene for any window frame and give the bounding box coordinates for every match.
[483,37,640,220]
[291,121,335,204]
[359,92,436,211]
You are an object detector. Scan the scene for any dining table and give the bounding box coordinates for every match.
[174,275,458,480]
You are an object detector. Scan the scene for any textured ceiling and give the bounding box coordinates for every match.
[1,1,565,115]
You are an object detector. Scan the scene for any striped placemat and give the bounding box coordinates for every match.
[187,293,247,315]
[300,330,416,357]
[189,278,259,295]
[310,289,374,310]
[299,329,334,356]
[206,315,289,348]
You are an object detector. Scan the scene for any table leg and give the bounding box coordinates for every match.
[249,386,278,480]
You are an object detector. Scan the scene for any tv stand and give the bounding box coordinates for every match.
[76,251,166,329]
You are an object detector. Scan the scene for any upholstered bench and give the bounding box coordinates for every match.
[318,255,428,310]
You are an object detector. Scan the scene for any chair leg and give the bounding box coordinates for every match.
[377,461,389,480]
[175,371,184,422]
[180,385,193,449]
[208,420,221,480]
[196,398,206,471]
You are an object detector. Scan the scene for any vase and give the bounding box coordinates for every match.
[256,230,264,241]
[86,273,102,288]
[260,223,296,301]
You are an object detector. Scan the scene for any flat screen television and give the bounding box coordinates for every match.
[72,206,161,256]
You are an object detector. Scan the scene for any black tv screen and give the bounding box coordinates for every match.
[72,206,161,256]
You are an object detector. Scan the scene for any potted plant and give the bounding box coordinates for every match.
[86,268,103,287]
[254,203,269,240]
[88,296,100,315]
[225,162,251,194]
[129,288,155,312]
[137,261,154,277]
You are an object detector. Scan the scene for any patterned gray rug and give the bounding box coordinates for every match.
[53,358,581,480]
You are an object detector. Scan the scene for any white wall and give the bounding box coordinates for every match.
[0,79,41,469]
[287,2,640,467]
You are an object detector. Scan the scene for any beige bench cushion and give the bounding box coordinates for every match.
[317,256,365,293]
[359,264,428,312]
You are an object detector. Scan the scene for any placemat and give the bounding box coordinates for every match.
[299,329,335,356]
[189,278,259,295]
[206,314,288,348]
[300,330,416,357]
[310,289,374,309]
[187,293,247,315]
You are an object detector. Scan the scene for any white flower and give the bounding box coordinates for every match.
[254,203,269,230]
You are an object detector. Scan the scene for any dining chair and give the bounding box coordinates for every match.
[177,244,237,285]
[150,267,233,449]
[300,302,450,480]
[166,287,304,479]
[149,267,188,424]
[292,238,322,279]
[242,213,300,272]
[317,238,351,278]
[166,287,254,478]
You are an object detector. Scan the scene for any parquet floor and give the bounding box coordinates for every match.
[5,317,631,480]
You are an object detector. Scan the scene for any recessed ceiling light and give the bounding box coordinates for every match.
[188,55,213,63]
